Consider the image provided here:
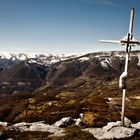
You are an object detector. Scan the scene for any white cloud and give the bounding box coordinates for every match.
[81,0,119,6]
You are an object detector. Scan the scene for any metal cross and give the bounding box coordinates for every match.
[100,8,140,126]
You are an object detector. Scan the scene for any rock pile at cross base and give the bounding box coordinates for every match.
[1,117,140,139]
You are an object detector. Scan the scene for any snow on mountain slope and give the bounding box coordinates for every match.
[0,51,140,70]
[0,52,80,67]
[100,57,113,69]
[78,57,90,62]
[0,52,12,59]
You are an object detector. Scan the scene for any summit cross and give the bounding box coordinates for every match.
[100,8,140,126]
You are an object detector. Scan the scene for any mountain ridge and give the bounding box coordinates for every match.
[0,50,140,96]
[0,50,139,131]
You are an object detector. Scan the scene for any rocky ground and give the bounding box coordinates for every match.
[1,117,140,140]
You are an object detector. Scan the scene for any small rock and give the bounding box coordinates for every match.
[0,122,8,128]
[124,117,132,127]
[53,117,74,127]
[75,118,87,128]
[131,122,140,129]
[79,113,84,118]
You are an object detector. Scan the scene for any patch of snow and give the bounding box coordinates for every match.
[16,53,29,60]
[95,55,100,58]
[50,59,60,64]
[64,53,81,58]
[1,51,123,67]
[26,53,37,58]
[100,57,112,69]
[28,59,37,64]
[79,57,89,61]
[0,52,12,59]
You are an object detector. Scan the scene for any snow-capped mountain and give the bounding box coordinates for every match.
[0,52,80,73]
[1,51,140,72]
[0,50,140,96]
[0,52,30,60]
[0,52,81,67]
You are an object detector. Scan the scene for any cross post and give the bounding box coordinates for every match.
[100,8,140,126]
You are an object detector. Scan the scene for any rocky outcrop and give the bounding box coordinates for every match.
[1,118,140,139]
[83,120,138,139]
[1,121,65,137]
[84,126,136,139]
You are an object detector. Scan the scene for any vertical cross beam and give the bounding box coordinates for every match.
[100,8,140,127]
[119,48,130,126]
[119,8,134,126]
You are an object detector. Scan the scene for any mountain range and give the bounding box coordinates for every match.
[0,50,140,128]
[0,51,140,96]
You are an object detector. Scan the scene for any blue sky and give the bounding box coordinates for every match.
[0,0,140,54]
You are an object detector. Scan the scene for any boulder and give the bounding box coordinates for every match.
[84,126,136,139]
[103,127,136,139]
[82,112,97,127]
